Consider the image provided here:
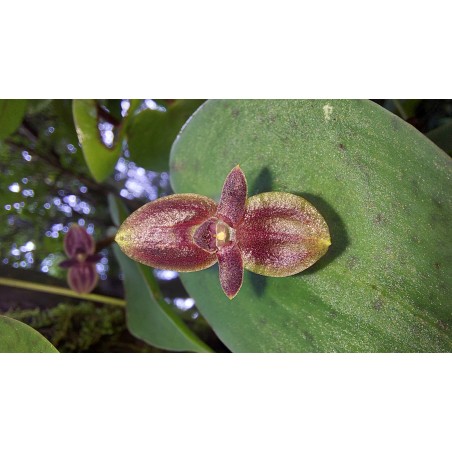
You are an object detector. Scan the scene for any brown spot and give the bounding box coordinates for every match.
[437,320,449,330]
[432,197,443,209]
[411,235,421,244]
[338,143,346,152]
[231,108,240,118]
[302,331,315,343]
[374,213,386,226]
[373,297,385,311]
[434,262,441,270]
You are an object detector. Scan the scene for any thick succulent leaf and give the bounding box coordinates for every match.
[170,99,452,352]
[0,315,58,353]
[237,192,330,276]
[217,244,244,299]
[217,165,247,227]
[126,99,205,172]
[116,194,218,272]
[0,99,27,139]
[64,224,95,256]
[67,263,99,294]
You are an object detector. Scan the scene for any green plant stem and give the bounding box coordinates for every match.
[0,277,125,308]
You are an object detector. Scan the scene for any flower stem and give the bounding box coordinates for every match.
[0,277,125,308]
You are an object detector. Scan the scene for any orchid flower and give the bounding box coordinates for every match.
[115,166,331,299]
[59,225,101,294]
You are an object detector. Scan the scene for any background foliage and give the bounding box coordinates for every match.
[0,99,450,352]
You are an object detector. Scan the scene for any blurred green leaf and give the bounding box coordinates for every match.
[72,100,140,182]
[0,315,58,352]
[0,99,27,139]
[108,193,129,228]
[27,99,53,115]
[109,195,211,352]
[73,100,121,182]
[126,100,204,172]
[170,99,452,352]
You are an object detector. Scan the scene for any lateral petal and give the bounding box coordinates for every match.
[217,165,247,227]
[236,192,331,277]
[217,243,244,299]
[115,194,218,272]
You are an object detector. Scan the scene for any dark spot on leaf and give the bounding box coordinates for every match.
[374,213,386,226]
[338,143,346,152]
[302,330,315,343]
[347,255,359,270]
[370,284,378,291]
[411,235,421,244]
[432,197,443,209]
[373,297,385,311]
[434,262,441,270]
[411,179,420,195]
[231,108,240,119]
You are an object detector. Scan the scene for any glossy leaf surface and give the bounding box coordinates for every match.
[0,99,27,139]
[127,100,204,172]
[170,99,452,352]
[0,315,58,353]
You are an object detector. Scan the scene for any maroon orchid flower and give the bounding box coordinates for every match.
[115,166,331,299]
[59,225,101,294]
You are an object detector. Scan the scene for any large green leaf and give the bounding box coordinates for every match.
[0,99,27,139]
[109,196,211,352]
[0,315,58,353]
[170,99,452,352]
[126,100,205,172]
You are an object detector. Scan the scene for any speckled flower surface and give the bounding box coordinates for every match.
[59,225,101,294]
[116,166,331,299]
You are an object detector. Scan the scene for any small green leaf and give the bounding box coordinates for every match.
[0,315,58,353]
[127,100,204,172]
[109,195,211,352]
[170,99,452,352]
[0,99,27,139]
